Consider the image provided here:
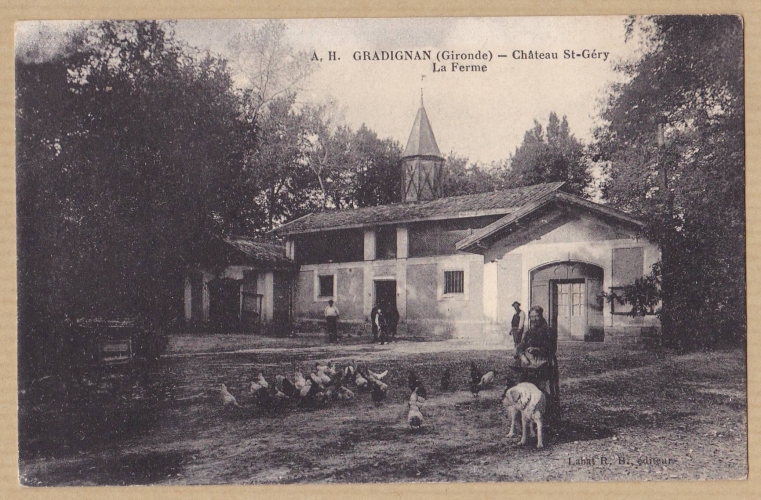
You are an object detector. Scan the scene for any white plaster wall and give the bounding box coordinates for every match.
[483,261,498,322]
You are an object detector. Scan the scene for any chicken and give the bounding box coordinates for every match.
[440,368,451,391]
[478,370,497,389]
[299,379,324,407]
[371,379,388,404]
[294,371,307,390]
[256,373,269,389]
[220,384,241,408]
[316,370,332,385]
[249,381,265,394]
[354,371,369,390]
[338,386,355,400]
[342,363,356,384]
[280,377,298,399]
[308,372,324,387]
[299,379,313,398]
[368,369,388,381]
[271,387,290,401]
[407,370,428,400]
[408,389,424,429]
[324,385,338,401]
[469,361,483,397]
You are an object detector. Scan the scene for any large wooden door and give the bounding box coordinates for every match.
[553,280,586,340]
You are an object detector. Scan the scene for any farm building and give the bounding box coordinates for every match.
[183,236,296,333]
[268,101,661,344]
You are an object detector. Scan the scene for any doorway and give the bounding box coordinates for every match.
[530,262,604,341]
[374,280,397,312]
[552,280,587,340]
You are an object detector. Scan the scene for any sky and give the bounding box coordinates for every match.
[17,17,646,165]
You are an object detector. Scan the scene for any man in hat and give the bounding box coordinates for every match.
[509,301,526,354]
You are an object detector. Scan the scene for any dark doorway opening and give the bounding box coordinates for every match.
[208,278,241,330]
[374,280,397,311]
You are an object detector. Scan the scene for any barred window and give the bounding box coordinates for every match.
[444,271,464,294]
[318,275,334,298]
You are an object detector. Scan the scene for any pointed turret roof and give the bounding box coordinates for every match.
[403,101,441,158]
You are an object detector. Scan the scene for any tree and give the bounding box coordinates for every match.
[596,16,745,348]
[16,21,249,379]
[246,94,319,230]
[350,125,403,207]
[505,112,590,196]
[300,101,355,209]
[441,153,507,197]
[228,20,315,124]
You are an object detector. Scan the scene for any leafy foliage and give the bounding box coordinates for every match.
[504,112,591,196]
[441,153,508,197]
[597,16,745,348]
[17,21,249,379]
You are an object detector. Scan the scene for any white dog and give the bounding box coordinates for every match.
[501,382,547,448]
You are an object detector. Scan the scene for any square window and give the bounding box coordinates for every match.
[444,270,464,294]
[318,275,334,298]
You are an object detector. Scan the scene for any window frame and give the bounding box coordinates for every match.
[438,266,469,301]
[443,270,465,295]
[314,272,337,302]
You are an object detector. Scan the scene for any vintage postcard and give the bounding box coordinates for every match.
[14,16,746,486]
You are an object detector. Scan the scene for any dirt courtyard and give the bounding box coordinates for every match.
[19,334,747,485]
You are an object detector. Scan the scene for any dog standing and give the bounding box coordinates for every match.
[501,382,547,448]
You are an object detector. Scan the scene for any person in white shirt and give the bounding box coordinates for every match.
[324,300,340,343]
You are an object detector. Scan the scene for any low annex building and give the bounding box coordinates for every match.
[270,101,661,343]
[184,236,296,333]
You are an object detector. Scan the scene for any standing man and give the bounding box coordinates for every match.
[370,303,380,343]
[387,304,400,343]
[509,301,526,356]
[325,300,340,343]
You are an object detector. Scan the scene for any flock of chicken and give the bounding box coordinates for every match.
[219,359,499,430]
[219,361,389,410]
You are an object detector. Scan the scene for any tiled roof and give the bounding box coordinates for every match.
[221,236,294,268]
[456,191,645,253]
[403,104,441,158]
[270,182,566,236]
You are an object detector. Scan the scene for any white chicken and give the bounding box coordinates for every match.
[316,370,332,385]
[368,369,388,382]
[478,370,497,389]
[354,371,369,389]
[294,371,307,390]
[256,373,269,389]
[407,389,424,429]
[300,379,313,398]
[220,384,241,408]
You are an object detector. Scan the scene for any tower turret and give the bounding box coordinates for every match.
[401,97,444,203]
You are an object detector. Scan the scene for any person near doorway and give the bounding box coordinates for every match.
[324,300,340,343]
[509,301,526,355]
[370,304,380,342]
[516,305,552,367]
[376,306,388,345]
[387,304,400,342]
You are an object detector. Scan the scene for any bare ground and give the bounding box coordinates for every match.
[18,334,747,485]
